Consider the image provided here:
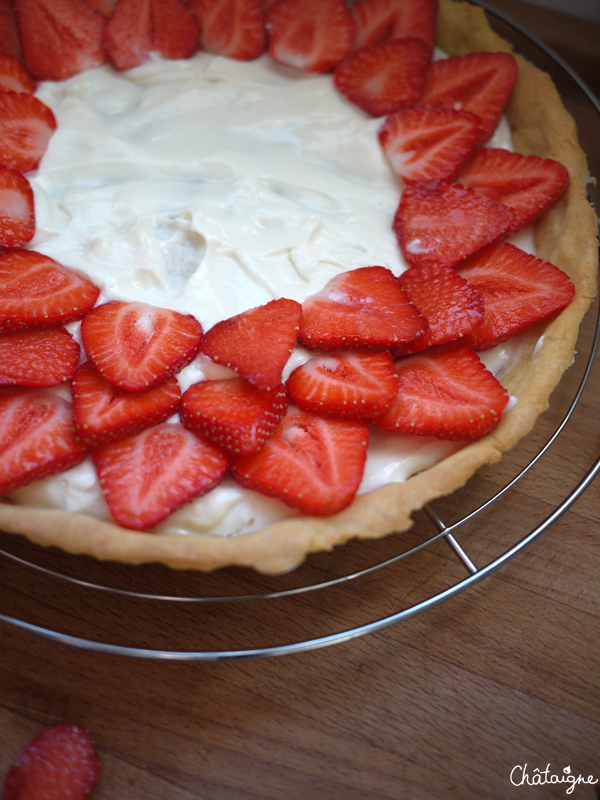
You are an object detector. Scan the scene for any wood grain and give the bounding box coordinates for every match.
[1,2,599,798]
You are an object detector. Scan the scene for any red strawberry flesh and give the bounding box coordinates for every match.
[0,327,80,387]
[188,0,266,61]
[351,0,436,52]
[0,52,36,93]
[0,91,57,173]
[0,167,35,249]
[231,409,369,515]
[81,300,203,391]
[93,422,229,529]
[180,377,287,454]
[2,724,100,800]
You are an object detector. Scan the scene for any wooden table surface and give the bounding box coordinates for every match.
[1,2,599,798]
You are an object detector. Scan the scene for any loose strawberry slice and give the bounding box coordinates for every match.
[394,182,516,270]
[104,0,199,71]
[93,422,229,529]
[231,409,369,515]
[392,263,484,356]
[334,38,431,117]
[456,147,570,231]
[351,0,436,52]
[0,0,22,60]
[201,298,302,391]
[0,92,56,173]
[287,350,398,420]
[188,0,266,61]
[0,167,35,249]
[181,377,287,454]
[374,342,508,440]
[81,301,202,391]
[0,250,100,334]
[266,0,354,74]
[0,387,89,492]
[0,53,35,93]
[378,106,482,185]
[421,52,518,143]
[455,241,576,350]
[15,0,106,82]
[0,328,80,387]
[2,724,100,800]
[300,266,427,351]
[72,361,181,446]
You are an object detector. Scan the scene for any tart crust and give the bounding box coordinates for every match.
[0,0,597,573]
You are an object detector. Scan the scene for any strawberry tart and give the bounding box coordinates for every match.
[0,0,597,573]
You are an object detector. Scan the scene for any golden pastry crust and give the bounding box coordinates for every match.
[0,0,597,573]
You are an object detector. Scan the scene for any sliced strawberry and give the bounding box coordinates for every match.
[0,92,56,173]
[286,350,398,420]
[374,342,508,440]
[72,361,181,447]
[104,0,199,71]
[0,167,35,249]
[334,38,430,117]
[299,266,427,351]
[0,250,100,334]
[0,53,35,93]
[260,0,280,10]
[93,422,229,529]
[0,328,80,387]
[378,106,482,186]
[456,147,570,231]
[2,724,100,800]
[394,182,516,270]
[231,409,369,515]
[15,0,106,82]
[392,263,484,357]
[180,377,287,454]
[201,298,301,391]
[266,0,354,74]
[455,241,576,350]
[0,0,22,61]
[188,0,266,61]
[421,52,518,143]
[0,387,89,492]
[351,0,436,52]
[81,301,203,392]
[84,0,117,16]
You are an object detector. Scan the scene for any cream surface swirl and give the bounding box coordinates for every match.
[9,52,529,537]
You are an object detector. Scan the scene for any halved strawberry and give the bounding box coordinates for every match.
[392,263,484,356]
[180,377,287,454]
[299,266,427,351]
[72,361,181,446]
[421,52,518,143]
[266,0,354,73]
[374,342,508,440]
[188,0,266,61]
[394,182,516,270]
[0,52,35,93]
[0,167,35,249]
[0,92,56,173]
[286,350,398,420]
[455,241,576,350]
[333,38,431,117]
[2,724,100,800]
[0,250,100,334]
[201,298,302,391]
[351,0,436,52]
[0,387,89,492]
[81,301,203,392]
[93,422,229,529]
[456,147,570,231]
[378,106,482,185]
[231,409,369,515]
[0,0,22,60]
[15,0,106,82]
[0,328,80,387]
[104,0,199,71]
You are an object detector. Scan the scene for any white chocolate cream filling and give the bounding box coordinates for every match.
[8,52,533,537]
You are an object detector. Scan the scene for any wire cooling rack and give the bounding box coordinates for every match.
[0,2,599,661]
